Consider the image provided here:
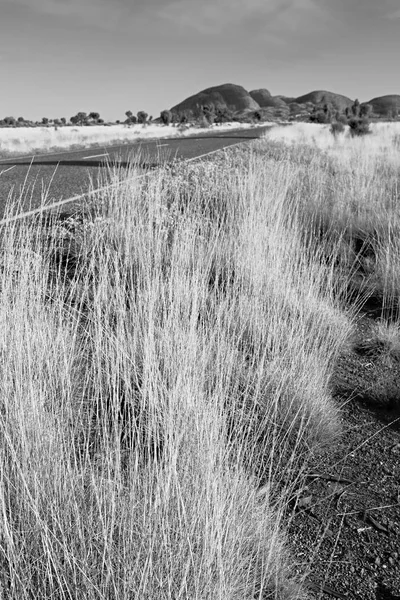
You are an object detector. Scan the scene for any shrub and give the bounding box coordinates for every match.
[89,112,100,121]
[215,107,234,123]
[70,112,88,126]
[310,110,330,124]
[202,103,216,125]
[137,111,148,124]
[348,117,371,137]
[336,113,348,125]
[4,116,16,126]
[330,121,346,137]
[360,103,372,118]
[160,110,172,125]
[351,99,360,118]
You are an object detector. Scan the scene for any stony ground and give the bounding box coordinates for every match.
[287,312,400,600]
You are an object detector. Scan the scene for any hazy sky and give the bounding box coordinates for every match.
[1,0,399,121]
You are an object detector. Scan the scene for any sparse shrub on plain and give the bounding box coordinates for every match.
[160,109,172,125]
[70,112,88,125]
[351,98,361,118]
[348,116,371,136]
[360,103,372,118]
[310,108,330,124]
[137,111,148,124]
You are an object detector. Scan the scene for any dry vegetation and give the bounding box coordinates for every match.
[0,123,399,599]
[0,122,266,158]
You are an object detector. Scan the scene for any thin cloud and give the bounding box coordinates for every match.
[10,0,126,29]
[157,0,329,35]
[385,9,400,19]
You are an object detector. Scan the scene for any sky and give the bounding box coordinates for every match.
[1,0,400,121]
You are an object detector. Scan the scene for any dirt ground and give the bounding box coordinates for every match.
[287,312,400,600]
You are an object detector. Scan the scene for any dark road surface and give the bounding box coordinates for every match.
[0,126,271,218]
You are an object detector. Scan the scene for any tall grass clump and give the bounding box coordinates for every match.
[0,146,354,599]
[262,123,400,319]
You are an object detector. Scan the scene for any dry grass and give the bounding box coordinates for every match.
[5,119,400,598]
[0,122,268,158]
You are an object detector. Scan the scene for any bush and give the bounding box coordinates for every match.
[336,113,348,125]
[330,121,346,137]
[160,110,172,125]
[310,110,330,124]
[137,111,148,124]
[351,99,360,118]
[348,117,371,137]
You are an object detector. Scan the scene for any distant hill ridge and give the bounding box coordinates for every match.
[171,83,259,115]
[170,83,400,118]
[367,95,400,115]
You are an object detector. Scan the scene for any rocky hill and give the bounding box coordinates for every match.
[170,83,400,121]
[170,83,259,115]
[249,90,289,109]
[366,95,400,116]
[294,90,354,111]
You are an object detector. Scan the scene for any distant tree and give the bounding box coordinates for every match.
[148,115,153,122]
[160,109,173,125]
[360,103,372,118]
[76,112,88,125]
[4,116,16,126]
[17,116,25,123]
[351,99,360,118]
[125,110,133,119]
[42,117,49,125]
[309,109,330,124]
[53,118,61,125]
[137,111,148,124]
[345,107,351,119]
[215,107,234,123]
[89,112,100,121]
[116,120,121,124]
[70,112,88,125]
[60,117,66,125]
[69,112,88,125]
[253,111,262,122]
[202,103,215,125]
[323,103,333,120]
[97,118,104,124]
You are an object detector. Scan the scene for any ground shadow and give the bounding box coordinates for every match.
[0,159,162,169]
[375,580,400,600]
